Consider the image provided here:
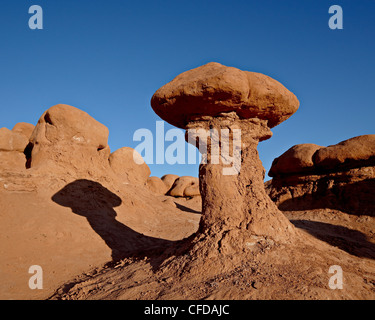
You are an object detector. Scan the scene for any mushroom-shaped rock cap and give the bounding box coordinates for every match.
[151,62,299,129]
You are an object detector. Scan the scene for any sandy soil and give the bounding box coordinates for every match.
[48,208,375,300]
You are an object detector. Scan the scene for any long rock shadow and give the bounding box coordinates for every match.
[290,219,375,260]
[52,179,176,266]
[174,202,201,214]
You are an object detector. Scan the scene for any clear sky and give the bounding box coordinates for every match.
[1,0,374,179]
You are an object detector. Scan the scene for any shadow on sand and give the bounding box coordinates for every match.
[52,179,177,264]
[290,219,375,260]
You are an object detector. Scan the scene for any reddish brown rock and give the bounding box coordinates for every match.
[184,183,200,197]
[28,104,111,177]
[168,176,199,197]
[12,122,35,139]
[151,62,299,129]
[151,62,300,268]
[146,176,168,194]
[269,144,323,177]
[161,174,179,191]
[314,135,375,170]
[109,147,151,185]
[0,127,29,152]
[0,152,26,170]
[266,135,375,216]
[0,104,203,300]
[0,127,29,171]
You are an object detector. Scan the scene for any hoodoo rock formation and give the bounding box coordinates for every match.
[266,135,375,215]
[151,62,300,262]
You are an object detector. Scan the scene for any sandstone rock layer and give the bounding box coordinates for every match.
[267,135,375,216]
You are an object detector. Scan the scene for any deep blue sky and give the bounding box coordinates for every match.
[1,0,374,179]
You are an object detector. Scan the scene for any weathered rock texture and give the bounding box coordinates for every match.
[146,176,169,194]
[168,176,200,197]
[269,143,323,177]
[151,62,299,129]
[0,123,34,171]
[28,104,112,178]
[161,174,180,191]
[109,147,151,185]
[12,122,35,138]
[151,62,300,266]
[146,174,200,197]
[266,135,375,216]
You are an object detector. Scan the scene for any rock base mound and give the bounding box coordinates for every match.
[266,135,375,215]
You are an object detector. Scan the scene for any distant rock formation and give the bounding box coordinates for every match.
[0,123,34,171]
[146,175,200,197]
[167,176,200,197]
[146,176,168,195]
[266,135,375,215]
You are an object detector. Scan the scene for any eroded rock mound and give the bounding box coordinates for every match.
[161,174,179,191]
[146,176,169,195]
[27,104,112,179]
[12,122,35,139]
[266,135,375,215]
[109,147,151,185]
[269,143,323,177]
[168,176,200,197]
[146,175,200,197]
[0,123,34,171]
[314,135,375,170]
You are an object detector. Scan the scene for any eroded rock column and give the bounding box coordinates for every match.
[186,113,296,255]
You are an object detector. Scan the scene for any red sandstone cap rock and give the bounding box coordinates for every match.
[151,62,299,129]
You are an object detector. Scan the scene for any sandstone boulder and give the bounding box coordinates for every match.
[12,122,35,139]
[266,135,375,216]
[269,144,323,177]
[151,62,299,129]
[0,127,29,152]
[0,127,30,171]
[161,174,179,191]
[28,104,111,174]
[314,135,375,170]
[168,176,200,197]
[184,183,200,197]
[109,147,151,185]
[146,176,169,195]
[30,104,108,149]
